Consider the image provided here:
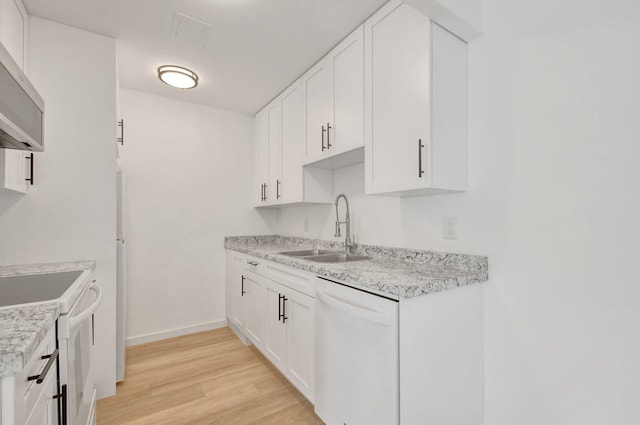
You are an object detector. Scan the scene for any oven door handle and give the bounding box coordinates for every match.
[69,283,103,330]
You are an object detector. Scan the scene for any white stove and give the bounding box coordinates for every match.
[0,269,101,425]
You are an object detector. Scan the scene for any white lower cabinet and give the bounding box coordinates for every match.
[1,325,58,425]
[244,271,266,348]
[264,278,314,401]
[226,250,483,424]
[284,288,314,399]
[225,251,315,402]
[229,255,247,330]
[264,280,287,365]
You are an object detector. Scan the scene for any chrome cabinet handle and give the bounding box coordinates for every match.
[241,275,246,296]
[276,180,281,199]
[28,349,58,384]
[418,139,425,178]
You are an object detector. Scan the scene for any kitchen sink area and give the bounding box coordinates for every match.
[278,249,371,263]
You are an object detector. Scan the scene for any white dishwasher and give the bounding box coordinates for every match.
[315,277,399,425]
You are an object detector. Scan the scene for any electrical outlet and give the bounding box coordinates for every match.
[303,218,310,232]
[443,217,458,240]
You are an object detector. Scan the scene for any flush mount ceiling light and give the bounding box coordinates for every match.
[157,65,199,89]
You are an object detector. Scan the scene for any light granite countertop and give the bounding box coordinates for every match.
[0,303,60,377]
[225,235,488,299]
[0,260,95,378]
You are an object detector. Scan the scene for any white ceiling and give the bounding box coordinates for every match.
[23,0,388,114]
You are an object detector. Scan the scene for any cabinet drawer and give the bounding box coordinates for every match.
[242,256,264,274]
[20,325,57,420]
[263,262,315,297]
[23,358,57,425]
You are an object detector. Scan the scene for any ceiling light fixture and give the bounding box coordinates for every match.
[157,65,199,89]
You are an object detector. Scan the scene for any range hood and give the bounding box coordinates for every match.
[0,41,44,152]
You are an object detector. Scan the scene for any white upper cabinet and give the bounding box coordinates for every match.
[279,83,305,204]
[255,80,332,208]
[0,0,28,72]
[304,61,332,163]
[304,25,365,167]
[365,0,468,196]
[255,0,469,204]
[255,107,271,205]
[0,150,31,193]
[330,25,365,158]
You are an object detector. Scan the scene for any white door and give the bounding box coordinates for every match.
[286,289,315,402]
[244,272,266,349]
[0,149,29,193]
[304,59,332,163]
[0,0,28,71]
[230,256,246,328]
[366,1,432,194]
[279,82,304,204]
[330,25,365,157]
[264,280,287,369]
[255,110,269,205]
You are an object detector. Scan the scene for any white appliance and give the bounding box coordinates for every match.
[58,279,102,425]
[0,41,44,151]
[315,277,400,425]
[116,167,127,382]
[0,269,102,425]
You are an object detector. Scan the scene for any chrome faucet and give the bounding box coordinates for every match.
[334,193,355,254]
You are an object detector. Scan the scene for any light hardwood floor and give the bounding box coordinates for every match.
[97,327,324,425]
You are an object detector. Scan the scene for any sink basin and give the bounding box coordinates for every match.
[303,253,371,263]
[278,249,339,257]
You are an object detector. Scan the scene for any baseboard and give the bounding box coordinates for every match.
[126,319,228,346]
[228,321,253,347]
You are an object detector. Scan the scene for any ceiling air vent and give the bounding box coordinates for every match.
[170,13,212,49]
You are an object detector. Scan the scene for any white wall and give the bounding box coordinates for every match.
[0,18,117,398]
[275,0,640,423]
[118,88,275,344]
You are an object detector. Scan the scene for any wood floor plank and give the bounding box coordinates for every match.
[97,327,324,425]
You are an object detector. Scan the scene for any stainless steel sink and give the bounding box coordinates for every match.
[278,249,371,263]
[278,249,339,257]
[303,253,371,263]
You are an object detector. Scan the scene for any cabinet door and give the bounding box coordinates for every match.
[279,82,304,204]
[330,25,365,157]
[244,272,266,349]
[230,256,247,329]
[255,110,270,205]
[264,280,288,369]
[366,1,432,194]
[286,289,315,402]
[0,149,29,193]
[267,102,281,204]
[304,60,332,163]
[0,0,28,72]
